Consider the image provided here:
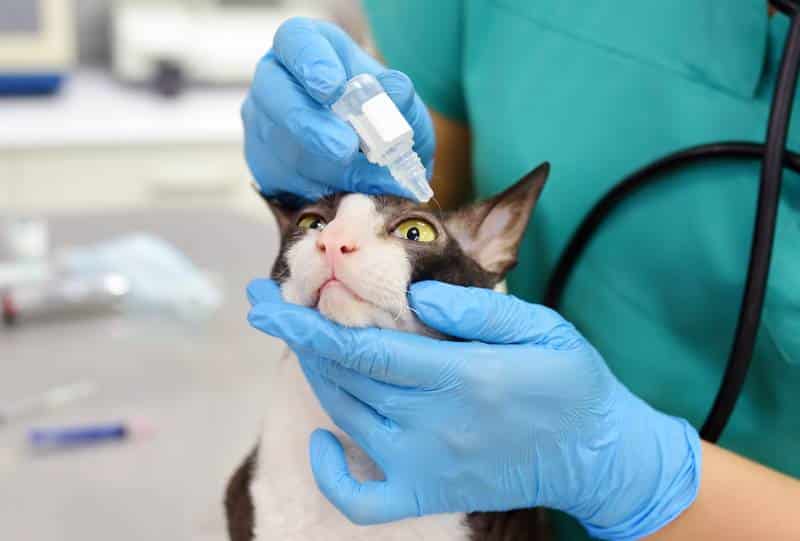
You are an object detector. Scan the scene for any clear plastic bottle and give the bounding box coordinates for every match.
[331,73,433,203]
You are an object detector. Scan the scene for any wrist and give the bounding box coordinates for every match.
[580,388,703,540]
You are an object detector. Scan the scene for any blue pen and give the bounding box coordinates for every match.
[29,419,154,449]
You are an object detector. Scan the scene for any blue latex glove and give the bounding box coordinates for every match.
[247,279,702,540]
[244,17,435,201]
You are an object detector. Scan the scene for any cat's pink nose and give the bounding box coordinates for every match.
[316,229,358,262]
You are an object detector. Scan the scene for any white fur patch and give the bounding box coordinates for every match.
[281,194,422,333]
[250,348,469,540]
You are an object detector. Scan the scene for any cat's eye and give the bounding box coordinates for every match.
[297,214,327,231]
[392,219,437,242]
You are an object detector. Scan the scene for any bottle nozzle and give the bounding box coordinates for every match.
[388,149,432,203]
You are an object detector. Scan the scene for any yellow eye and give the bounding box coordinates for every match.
[392,219,437,242]
[297,214,327,231]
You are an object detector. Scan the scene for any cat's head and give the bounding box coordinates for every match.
[263,163,549,333]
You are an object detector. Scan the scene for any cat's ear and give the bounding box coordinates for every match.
[253,184,295,235]
[445,162,549,276]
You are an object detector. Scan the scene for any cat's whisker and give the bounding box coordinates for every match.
[393,304,421,322]
[361,285,408,307]
[429,195,443,214]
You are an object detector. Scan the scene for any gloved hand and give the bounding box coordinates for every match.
[244,17,435,201]
[247,279,702,540]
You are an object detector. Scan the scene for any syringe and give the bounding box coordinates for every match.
[331,73,433,203]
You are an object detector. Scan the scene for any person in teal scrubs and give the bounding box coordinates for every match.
[243,2,800,539]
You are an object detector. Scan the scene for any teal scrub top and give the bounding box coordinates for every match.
[362,1,800,539]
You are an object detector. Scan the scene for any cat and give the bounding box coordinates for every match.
[226,162,551,541]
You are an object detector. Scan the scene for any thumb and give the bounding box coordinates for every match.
[309,429,413,525]
[376,70,415,117]
[409,281,584,348]
[273,17,347,105]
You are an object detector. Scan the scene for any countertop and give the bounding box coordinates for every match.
[0,209,283,540]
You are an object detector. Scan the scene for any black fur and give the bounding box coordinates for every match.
[406,234,499,289]
[225,446,258,541]
[467,508,550,541]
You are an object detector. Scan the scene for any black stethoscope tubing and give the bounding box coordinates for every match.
[543,3,800,443]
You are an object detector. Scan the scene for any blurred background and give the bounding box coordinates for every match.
[0,1,368,539]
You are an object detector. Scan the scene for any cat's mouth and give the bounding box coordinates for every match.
[313,277,365,307]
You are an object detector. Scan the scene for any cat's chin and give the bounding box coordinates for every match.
[315,283,425,333]
[317,284,377,328]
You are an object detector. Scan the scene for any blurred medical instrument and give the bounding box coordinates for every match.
[1,216,222,325]
[1,219,130,325]
[2,272,130,326]
[59,234,223,322]
[0,217,51,290]
[545,0,800,442]
[332,73,432,202]
[0,381,95,426]
[3,217,48,261]
[29,418,154,450]
[0,0,76,94]
[112,0,326,97]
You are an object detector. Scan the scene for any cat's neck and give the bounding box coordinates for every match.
[248,348,467,540]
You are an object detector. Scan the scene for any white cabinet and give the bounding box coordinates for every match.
[1,143,262,216]
[0,70,268,220]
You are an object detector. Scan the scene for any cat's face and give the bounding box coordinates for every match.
[264,163,549,333]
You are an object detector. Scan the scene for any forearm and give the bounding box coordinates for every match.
[647,441,800,540]
[428,109,473,209]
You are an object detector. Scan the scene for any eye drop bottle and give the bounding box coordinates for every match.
[331,73,433,203]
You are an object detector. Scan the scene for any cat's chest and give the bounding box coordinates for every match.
[249,350,468,541]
